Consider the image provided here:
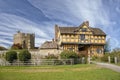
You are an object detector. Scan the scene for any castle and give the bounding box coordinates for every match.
[13,31,35,49]
[13,21,106,56]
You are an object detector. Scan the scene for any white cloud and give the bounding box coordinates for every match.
[0,13,52,47]
[0,31,13,36]
[0,40,12,45]
[116,7,120,13]
[67,0,112,27]
[35,38,51,47]
[0,0,120,50]
[28,0,111,27]
[0,43,9,49]
[0,13,50,38]
[0,13,70,48]
[28,0,80,24]
[107,35,120,50]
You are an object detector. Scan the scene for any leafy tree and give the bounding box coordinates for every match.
[101,50,120,63]
[11,43,22,50]
[104,39,111,53]
[0,46,7,50]
[113,47,120,52]
[5,51,17,63]
[18,50,31,63]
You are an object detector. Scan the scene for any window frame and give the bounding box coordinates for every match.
[80,34,85,40]
[82,28,87,32]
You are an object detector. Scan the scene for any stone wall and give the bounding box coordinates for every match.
[30,49,62,59]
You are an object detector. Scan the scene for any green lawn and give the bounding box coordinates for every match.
[0,64,120,80]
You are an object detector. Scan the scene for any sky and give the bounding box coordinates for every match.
[0,0,120,50]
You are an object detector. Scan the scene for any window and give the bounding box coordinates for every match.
[68,48,73,51]
[82,28,87,32]
[96,48,102,54]
[80,34,85,40]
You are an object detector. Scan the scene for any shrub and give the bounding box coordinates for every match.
[60,50,78,59]
[60,50,79,64]
[18,50,31,63]
[5,51,17,63]
[45,54,58,59]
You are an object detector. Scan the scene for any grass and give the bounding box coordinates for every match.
[0,64,120,80]
[116,63,120,66]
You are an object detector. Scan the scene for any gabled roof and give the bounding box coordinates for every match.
[90,28,106,36]
[58,21,106,36]
[40,41,58,49]
[59,27,78,34]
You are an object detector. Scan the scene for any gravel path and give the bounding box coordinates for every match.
[93,62,120,72]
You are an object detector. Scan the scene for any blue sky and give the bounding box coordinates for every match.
[0,0,120,50]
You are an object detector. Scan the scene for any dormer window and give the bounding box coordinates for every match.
[82,28,87,32]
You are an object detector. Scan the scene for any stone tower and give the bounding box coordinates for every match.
[13,31,35,49]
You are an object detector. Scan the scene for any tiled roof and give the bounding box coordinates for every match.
[40,41,58,49]
[59,27,106,36]
[59,27,78,34]
[90,28,106,36]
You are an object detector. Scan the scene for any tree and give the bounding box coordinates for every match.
[113,47,120,52]
[104,39,111,53]
[18,50,31,63]
[5,51,17,63]
[11,43,22,50]
[0,46,7,50]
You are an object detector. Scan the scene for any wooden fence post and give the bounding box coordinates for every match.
[82,57,85,64]
[88,55,90,64]
[114,57,117,64]
[108,56,110,63]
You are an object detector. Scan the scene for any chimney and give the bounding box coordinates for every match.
[55,24,58,41]
[84,21,89,27]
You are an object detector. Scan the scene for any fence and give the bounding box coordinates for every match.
[0,58,87,66]
[108,56,120,64]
